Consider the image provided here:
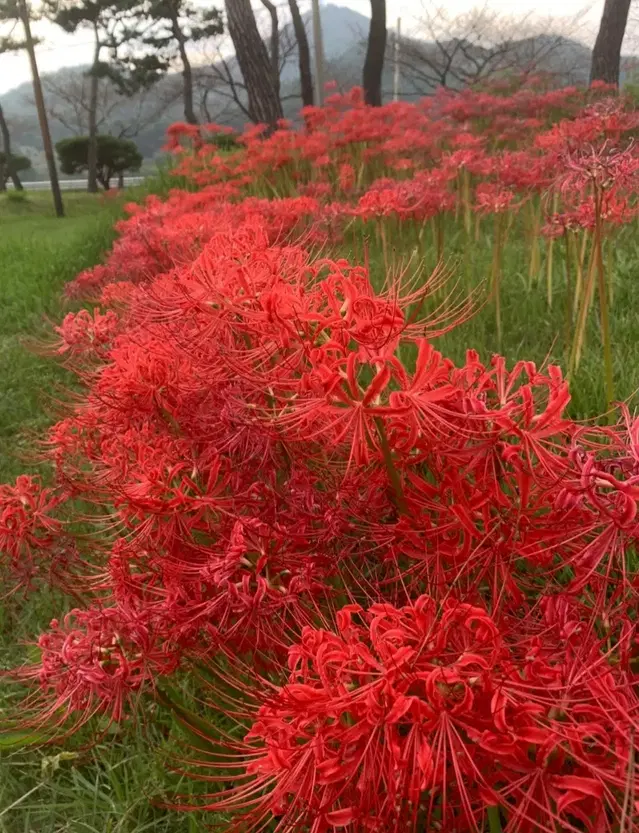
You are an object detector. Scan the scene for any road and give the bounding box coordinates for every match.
[10,176,146,192]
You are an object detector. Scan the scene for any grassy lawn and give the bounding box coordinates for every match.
[0,191,125,482]
[400,220,639,418]
[0,190,206,833]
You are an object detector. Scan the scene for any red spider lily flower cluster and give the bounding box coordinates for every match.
[475,182,516,214]
[198,596,638,832]
[15,216,639,829]
[21,606,182,728]
[64,83,639,309]
[355,169,456,222]
[0,476,66,592]
[5,81,639,833]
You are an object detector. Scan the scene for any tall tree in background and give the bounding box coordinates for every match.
[139,0,223,125]
[47,0,143,192]
[0,0,64,215]
[590,0,631,85]
[259,0,279,99]
[0,101,24,190]
[224,0,282,127]
[363,0,386,106]
[196,22,298,123]
[287,0,313,107]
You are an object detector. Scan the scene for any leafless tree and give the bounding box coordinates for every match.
[259,0,280,97]
[393,5,587,97]
[37,69,180,139]
[113,77,182,138]
[39,71,119,135]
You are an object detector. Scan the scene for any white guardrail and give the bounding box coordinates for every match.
[10,176,146,192]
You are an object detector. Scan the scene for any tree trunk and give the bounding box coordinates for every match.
[363,0,387,106]
[590,0,631,86]
[224,0,283,127]
[170,8,198,125]
[18,0,64,217]
[311,0,324,105]
[288,0,313,107]
[259,0,280,98]
[118,171,124,188]
[0,103,23,190]
[87,29,100,194]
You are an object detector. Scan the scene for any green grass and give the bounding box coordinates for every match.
[0,190,210,833]
[0,191,124,481]
[437,227,639,417]
[360,216,639,418]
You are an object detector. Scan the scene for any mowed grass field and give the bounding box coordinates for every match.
[0,191,123,482]
[0,190,211,833]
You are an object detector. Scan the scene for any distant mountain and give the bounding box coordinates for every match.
[1,4,634,176]
[0,5,371,175]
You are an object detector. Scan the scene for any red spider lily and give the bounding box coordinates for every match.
[177,596,639,833]
[0,476,66,592]
[15,605,183,732]
[5,82,639,833]
[559,142,639,197]
[475,182,516,214]
[53,308,121,363]
[355,171,455,223]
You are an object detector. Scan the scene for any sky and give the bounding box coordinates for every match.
[0,0,605,96]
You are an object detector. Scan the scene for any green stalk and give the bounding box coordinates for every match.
[375,417,407,516]
[463,168,472,236]
[432,213,444,264]
[379,218,389,275]
[487,805,503,833]
[527,200,541,290]
[492,212,503,350]
[607,235,615,308]
[569,236,596,375]
[573,230,586,319]
[546,236,555,307]
[594,190,614,412]
[546,191,559,307]
[563,233,573,358]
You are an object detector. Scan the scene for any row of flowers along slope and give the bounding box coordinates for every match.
[2,78,639,832]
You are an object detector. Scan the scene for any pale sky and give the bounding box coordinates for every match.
[0,0,605,96]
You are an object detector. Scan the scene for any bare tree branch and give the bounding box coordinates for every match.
[32,69,179,140]
[391,5,588,95]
